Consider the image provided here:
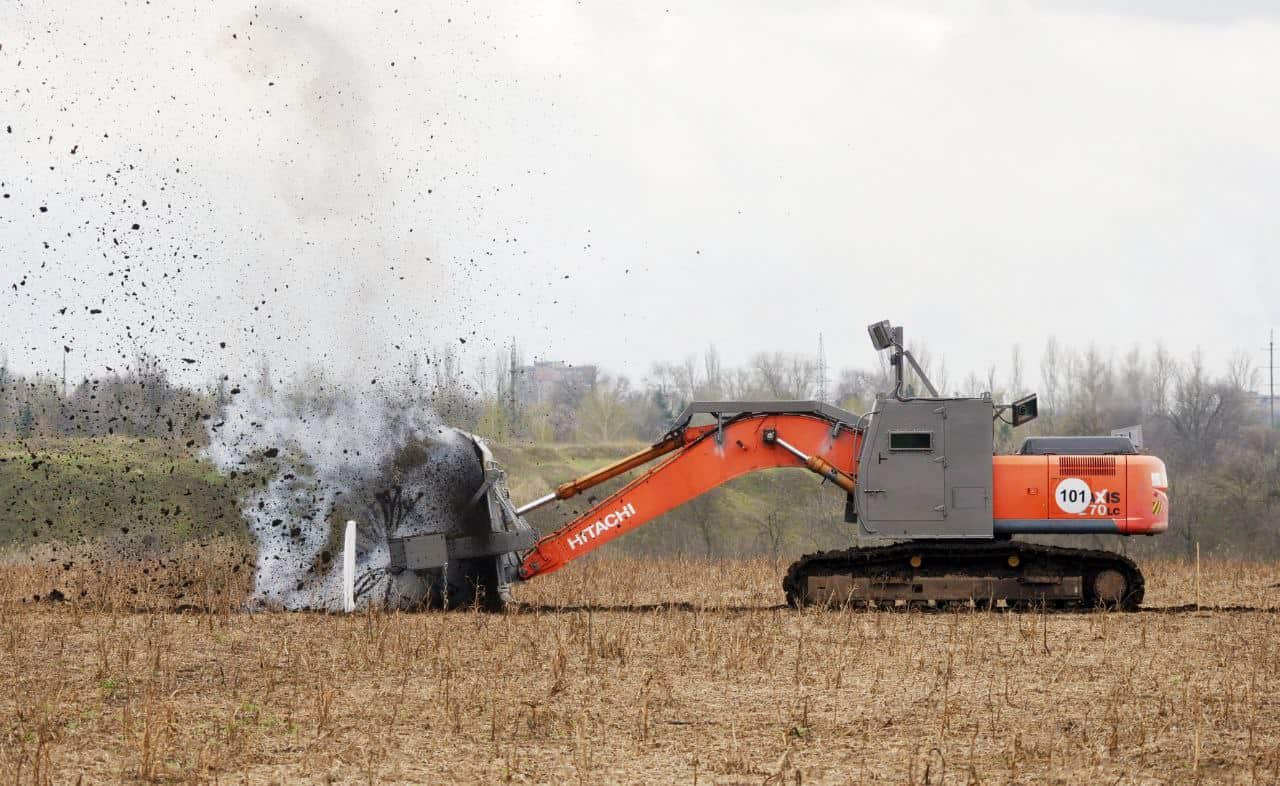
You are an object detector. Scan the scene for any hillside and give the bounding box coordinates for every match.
[0,437,851,559]
[0,437,247,548]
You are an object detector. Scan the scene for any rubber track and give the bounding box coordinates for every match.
[783,540,1145,611]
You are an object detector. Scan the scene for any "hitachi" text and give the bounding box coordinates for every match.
[567,503,637,549]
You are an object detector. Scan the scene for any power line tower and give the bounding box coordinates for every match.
[816,332,828,403]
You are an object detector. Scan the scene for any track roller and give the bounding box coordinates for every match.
[784,541,1144,611]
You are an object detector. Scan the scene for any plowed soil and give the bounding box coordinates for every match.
[3,548,1279,784]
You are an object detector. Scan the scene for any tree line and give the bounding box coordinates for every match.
[0,338,1275,557]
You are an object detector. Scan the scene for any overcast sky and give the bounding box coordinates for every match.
[2,2,1278,393]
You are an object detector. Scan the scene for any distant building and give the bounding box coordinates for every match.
[513,361,597,410]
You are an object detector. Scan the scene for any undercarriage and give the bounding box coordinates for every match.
[783,540,1144,611]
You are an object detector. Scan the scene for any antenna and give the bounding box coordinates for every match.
[867,320,938,398]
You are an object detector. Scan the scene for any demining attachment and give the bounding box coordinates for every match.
[381,435,539,610]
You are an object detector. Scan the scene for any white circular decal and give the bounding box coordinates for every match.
[1054,478,1091,514]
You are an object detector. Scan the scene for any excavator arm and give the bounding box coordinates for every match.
[518,411,863,580]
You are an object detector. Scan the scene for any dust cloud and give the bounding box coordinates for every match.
[204,386,482,610]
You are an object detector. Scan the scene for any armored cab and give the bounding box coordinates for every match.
[853,395,994,540]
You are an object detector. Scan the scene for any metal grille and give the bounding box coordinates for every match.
[1058,456,1117,476]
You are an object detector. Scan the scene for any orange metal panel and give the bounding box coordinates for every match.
[994,453,1168,534]
[992,456,1048,519]
[1122,455,1169,534]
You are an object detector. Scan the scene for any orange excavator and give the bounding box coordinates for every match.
[382,320,1169,611]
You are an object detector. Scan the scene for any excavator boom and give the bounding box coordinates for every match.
[519,412,861,579]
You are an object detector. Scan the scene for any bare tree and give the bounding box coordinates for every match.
[679,356,700,400]
[724,366,759,399]
[429,345,482,428]
[701,346,724,400]
[650,346,730,407]
[1148,343,1176,417]
[1165,351,1252,468]
[1226,350,1259,393]
[1069,344,1115,435]
[757,510,787,562]
[751,352,816,399]
[575,374,637,443]
[1008,344,1024,399]
[834,367,883,411]
[0,346,10,434]
[1040,337,1063,428]
[1112,345,1148,427]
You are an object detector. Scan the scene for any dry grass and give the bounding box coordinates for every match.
[3,550,1280,784]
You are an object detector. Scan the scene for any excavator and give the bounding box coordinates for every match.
[369,320,1169,612]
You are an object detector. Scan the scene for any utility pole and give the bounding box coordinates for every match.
[61,348,67,398]
[1267,329,1276,429]
[508,339,519,423]
[816,332,828,403]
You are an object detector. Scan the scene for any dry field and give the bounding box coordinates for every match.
[3,547,1280,784]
